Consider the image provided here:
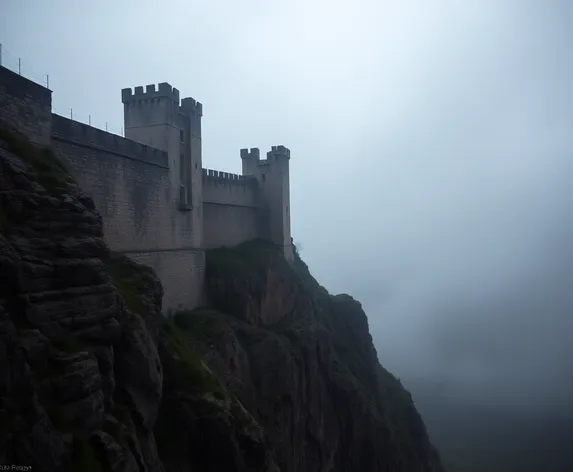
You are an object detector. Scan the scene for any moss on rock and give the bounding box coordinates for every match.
[161,319,226,398]
[0,126,70,193]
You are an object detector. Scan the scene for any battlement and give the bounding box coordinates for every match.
[180,97,203,117]
[202,167,259,210]
[202,168,256,182]
[121,82,180,104]
[240,148,261,160]
[267,145,290,159]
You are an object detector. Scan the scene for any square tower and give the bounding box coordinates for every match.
[121,83,204,247]
[241,145,293,261]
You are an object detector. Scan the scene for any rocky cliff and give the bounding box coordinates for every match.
[0,127,444,471]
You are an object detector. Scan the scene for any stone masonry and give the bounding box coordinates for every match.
[0,65,294,312]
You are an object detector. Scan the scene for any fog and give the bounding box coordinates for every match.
[2,0,572,425]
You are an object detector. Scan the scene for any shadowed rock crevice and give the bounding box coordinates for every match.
[0,127,162,472]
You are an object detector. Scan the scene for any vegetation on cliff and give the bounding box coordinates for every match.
[0,126,444,471]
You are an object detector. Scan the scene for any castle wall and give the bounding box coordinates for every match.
[202,169,259,206]
[203,204,260,248]
[0,66,51,145]
[202,169,262,248]
[241,146,294,261]
[51,115,202,311]
[0,66,293,312]
[51,115,172,252]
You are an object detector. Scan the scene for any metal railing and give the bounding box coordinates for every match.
[0,43,49,87]
[0,43,125,137]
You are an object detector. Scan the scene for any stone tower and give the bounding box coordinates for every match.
[121,83,204,247]
[241,145,294,261]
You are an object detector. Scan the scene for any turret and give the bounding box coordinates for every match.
[179,96,204,246]
[240,144,293,261]
[240,147,261,176]
[267,145,291,160]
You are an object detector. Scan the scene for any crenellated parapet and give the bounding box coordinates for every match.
[240,147,260,161]
[203,168,241,180]
[202,167,259,210]
[202,168,256,183]
[241,146,290,168]
[121,82,180,104]
[267,145,290,159]
[180,97,203,117]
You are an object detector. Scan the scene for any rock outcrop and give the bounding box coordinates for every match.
[0,126,444,471]
[171,242,445,472]
[0,128,163,472]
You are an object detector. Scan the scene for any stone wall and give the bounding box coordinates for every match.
[0,66,292,312]
[50,114,205,312]
[51,115,173,252]
[128,249,205,312]
[0,66,52,145]
[203,204,261,248]
[202,169,263,248]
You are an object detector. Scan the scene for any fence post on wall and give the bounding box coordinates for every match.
[18,58,21,75]
[46,75,49,88]
[105,122,108,132]
[0,44,3,67]
[89,115,91,126]
[70,109,73,120]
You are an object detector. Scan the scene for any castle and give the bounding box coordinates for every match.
[0,65,293,312]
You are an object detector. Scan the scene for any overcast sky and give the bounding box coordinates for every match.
[2,0,573,416]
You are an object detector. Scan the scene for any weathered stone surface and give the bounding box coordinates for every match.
[115,309,163,430]
[91,431,139,472]
[182,242,446,472]
[0,131,165,471]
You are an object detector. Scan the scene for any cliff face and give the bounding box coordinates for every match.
[0,127,444,471]
[175,243,445,472]
[0,128,164,472]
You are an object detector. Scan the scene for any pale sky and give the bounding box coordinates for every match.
[2,0,573,416]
